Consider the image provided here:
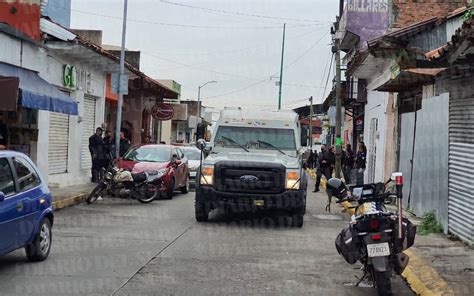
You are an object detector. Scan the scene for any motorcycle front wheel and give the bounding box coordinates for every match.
[87,183,106,204]
[137,183,159,203]
[374,270,393,296]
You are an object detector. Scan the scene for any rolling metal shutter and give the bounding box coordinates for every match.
[81,96,96,170]
[448,95,474,243]
[48,113,70,175]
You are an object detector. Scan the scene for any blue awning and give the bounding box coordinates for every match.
[0,62,78,115]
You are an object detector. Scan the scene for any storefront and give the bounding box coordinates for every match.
[0,62,78,165]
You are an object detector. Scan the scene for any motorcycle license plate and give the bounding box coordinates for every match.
[367,243,390,257]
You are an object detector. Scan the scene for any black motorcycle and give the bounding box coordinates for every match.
[327,174,416,296]
[87,165,164,204]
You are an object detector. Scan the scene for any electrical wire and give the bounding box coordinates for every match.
[160,0,332,24]
[200,33,329,99]
[321,53,335,101]
[152,26,327,56]
[282,33,329,71]
[142,26,327,74]
[316,49,333,99]
[144,50,323,89]
[71,8,323,29]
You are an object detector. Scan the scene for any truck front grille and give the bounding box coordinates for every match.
[215,161,285,194]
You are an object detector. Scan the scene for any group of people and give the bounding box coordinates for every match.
[88,127,131,183]
[307,142,367,192]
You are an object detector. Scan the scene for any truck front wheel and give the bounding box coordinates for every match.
[195,200,210,222]
[292,214,304,228]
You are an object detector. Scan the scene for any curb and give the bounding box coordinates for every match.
[52,193,89,210]
[305,169,327,189]
[401,250,453,296]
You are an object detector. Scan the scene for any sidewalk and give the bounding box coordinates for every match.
[400,212,473,296]
[307,169,474,296]
[50,182,96,210]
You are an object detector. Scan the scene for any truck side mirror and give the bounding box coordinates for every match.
[196,139,207,151]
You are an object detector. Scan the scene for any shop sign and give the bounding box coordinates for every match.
[111,73,129,95]
[151,103,174,121]
[63,64,77,89]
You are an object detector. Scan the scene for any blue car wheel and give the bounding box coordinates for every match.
[25,218,52,261]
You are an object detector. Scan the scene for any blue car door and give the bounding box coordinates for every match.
[11,156,42,245]
[0,157,20,254]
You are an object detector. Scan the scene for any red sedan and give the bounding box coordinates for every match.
[117,145,190,199]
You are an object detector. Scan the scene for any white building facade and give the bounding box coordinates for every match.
[0,25,108,187]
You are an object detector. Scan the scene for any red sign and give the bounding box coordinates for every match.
[152,103,174,121]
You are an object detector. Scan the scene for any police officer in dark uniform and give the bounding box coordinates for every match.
[89,127,104,182]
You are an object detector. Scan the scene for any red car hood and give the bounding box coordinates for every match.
[118,160,169,173]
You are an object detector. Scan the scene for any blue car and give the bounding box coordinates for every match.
[0,151,53,261]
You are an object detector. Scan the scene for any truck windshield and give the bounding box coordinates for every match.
[215,126,296,150]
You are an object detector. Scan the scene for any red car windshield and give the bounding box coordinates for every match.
[123,146,171,163]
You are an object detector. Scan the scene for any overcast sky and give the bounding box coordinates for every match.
[71,0,338,110]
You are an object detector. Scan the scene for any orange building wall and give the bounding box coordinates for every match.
[105,74,119,102]
[0,0,41,40]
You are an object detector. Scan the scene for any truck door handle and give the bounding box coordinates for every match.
[16,203,24,212]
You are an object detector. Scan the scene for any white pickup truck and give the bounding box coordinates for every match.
[195,109,308,227]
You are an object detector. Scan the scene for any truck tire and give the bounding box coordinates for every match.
[195,200,209,222]
[292,214,304,228]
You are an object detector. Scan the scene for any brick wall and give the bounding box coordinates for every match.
[391,0,468,28]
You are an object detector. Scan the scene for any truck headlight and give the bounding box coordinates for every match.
[200,166,214,185]
[286,170,300,190]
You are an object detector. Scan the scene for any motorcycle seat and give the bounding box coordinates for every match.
[132,173,147,183]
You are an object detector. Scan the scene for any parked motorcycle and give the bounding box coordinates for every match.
[327,173,416,296]
[87,165,164,204]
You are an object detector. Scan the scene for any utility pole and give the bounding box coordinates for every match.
[334,20,342,179]
[197,86,201,117]
[197,80,217,118]
[309,96,313,149]
[115,0,128,159]
[278,23,286,110]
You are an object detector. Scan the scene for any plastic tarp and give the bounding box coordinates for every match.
[0,62,78,115]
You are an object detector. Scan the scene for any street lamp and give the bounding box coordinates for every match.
[197,80,217,117]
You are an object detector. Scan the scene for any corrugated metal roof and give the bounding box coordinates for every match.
[432,18,474,63]
[40,18,76,41]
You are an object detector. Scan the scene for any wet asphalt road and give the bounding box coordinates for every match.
[0,183,413,295]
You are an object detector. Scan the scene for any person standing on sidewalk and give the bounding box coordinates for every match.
[356,142,367,185]
[343,144,355,184]
[89,127,104,183]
